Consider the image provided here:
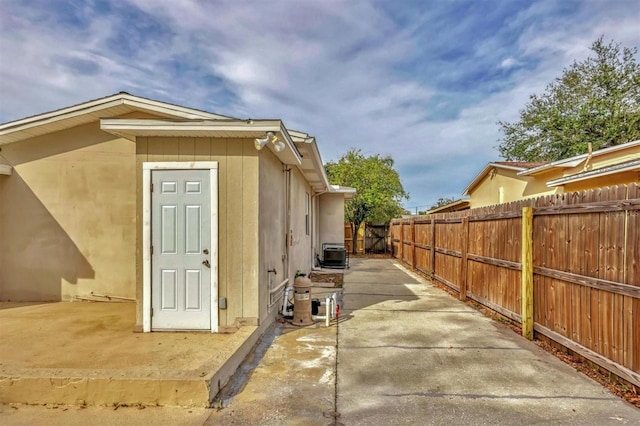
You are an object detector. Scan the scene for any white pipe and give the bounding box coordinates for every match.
[325,295,331,327]
[282,286,293,316]
[270,278,289,295]
[310,292,338,327]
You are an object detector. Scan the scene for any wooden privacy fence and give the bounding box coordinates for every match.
[390,184,640,387]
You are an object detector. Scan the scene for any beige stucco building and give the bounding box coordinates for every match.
[464,141,640,208]
[0,93,353,333]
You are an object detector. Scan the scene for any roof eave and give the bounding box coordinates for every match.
[100,118,302,166]
[519,140,640,176]
[546,159,640,187]
[427,199,470,214]
[0,93,233,146]
[463,163,527,196]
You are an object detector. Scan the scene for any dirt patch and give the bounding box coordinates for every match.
[348,253,392,259]
[309,272,343,286]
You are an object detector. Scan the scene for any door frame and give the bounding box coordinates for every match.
[142,162,219,333]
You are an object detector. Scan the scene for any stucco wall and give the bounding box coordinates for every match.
[258,150,287,325]
[136,137,259,331]
[318,193,345,251]
[288,167,313,279]
[469,168,558,208]
[0,122,136,301]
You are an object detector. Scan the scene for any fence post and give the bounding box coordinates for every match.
[399,221,404,261]
[430,217,436,278]
[521,206,534,340]
[410,219,416,267]
[459,217,469,301]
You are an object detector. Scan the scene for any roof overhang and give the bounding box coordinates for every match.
[329,185,357,200]
[288,129,357,198]
[427,199,470,214]
[101,118,302,165]
[463,163,528,196]
[290,130,330,193]
[0,164,12,175]
[546,158,640,187]
[0,92,230,146]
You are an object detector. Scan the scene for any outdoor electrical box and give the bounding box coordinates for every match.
[322,243,347,269]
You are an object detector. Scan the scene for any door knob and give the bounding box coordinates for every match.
[202,259,211,268]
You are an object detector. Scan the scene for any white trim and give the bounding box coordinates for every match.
[546,159,640,187]
[209,166,219,332]
[102,118,284,133]
[518,139,640,177]
[0,93,229,135]
[142,161,219,333]
[142,169,151,332]
[101,118,303,166]
[0,164,12,175]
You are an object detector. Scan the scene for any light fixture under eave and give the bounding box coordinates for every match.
[272,139,285,152]
[254,131,275,150]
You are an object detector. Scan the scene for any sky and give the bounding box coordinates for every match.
[1,0,639,212]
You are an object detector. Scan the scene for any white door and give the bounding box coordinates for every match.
[151,169,212,330]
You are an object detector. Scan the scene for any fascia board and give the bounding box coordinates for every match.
[0,93,230,142]
[546,159,640,187]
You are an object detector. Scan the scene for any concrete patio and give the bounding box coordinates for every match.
[0,301,259,407]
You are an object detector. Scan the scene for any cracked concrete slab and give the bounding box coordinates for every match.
[337,258,640,425]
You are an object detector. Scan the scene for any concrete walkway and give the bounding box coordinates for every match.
[337,258,640,425]
[2,258,639,425]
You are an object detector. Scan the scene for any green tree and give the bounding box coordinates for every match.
[325,149,408,253]
[498,37,640,162]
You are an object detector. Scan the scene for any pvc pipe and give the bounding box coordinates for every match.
[325,295,331,327]
[270,278,289,295]
[282,286,293,316]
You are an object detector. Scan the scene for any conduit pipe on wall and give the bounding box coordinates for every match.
[311,191,327,270]
[284,166,291,273]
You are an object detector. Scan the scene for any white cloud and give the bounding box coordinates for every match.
[500,57,518,69]
[0,0,638,209]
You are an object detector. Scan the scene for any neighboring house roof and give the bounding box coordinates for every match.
[426,199,470,214]
[463,162,544,196]
[518,140,640,177]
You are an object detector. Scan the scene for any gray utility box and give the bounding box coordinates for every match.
[322,243,348,269]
